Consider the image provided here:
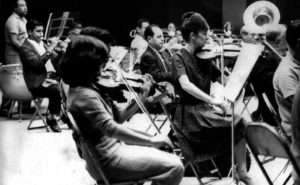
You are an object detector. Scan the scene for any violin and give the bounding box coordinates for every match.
[196,41,241,59]
[95,70,143,102]
[96,68,174,102]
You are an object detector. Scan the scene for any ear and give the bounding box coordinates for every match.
[189,32,196,40]
[147,36,152,42]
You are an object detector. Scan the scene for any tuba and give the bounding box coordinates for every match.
[243,1,280,33]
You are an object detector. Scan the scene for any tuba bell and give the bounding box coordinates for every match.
[243,1,280,32]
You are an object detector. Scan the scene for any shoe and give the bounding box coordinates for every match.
[61,114,72,129]
[46,119,62,132]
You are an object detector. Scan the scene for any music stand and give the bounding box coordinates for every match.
[44,11,80,40]
[222,42,264,184]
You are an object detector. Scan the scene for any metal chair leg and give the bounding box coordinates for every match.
[7,100,16,118]
[18,101,23,123]
[27,99,49,132]
[190,162,205,185]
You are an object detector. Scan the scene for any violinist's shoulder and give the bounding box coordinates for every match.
[69,86,98,99]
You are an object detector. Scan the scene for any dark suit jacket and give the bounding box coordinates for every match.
[140,46,173,83]
[19,39,58,90]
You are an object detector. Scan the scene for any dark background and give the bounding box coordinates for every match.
[0,0,299,62]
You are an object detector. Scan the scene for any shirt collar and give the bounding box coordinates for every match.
[27,38,43,46]
[12,12,27,22]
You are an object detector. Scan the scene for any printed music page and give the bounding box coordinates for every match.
[223,42,264,102]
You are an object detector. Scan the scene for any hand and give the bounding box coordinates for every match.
[139,74,153,98]
[158,81,175,98]
[47,37,60,51]
[150,134,173,149]
[210,96,224,106]
[211,96,229,114]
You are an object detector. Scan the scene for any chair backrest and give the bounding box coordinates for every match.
[0,64,32,101]
[67,111,149,185]
[262,93,290,142]
[262,93,281,124]
[245,123,300,183]
[67,112,111,185]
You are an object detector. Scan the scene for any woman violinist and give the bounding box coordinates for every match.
[59,35,184,184]
[171,12,254,185]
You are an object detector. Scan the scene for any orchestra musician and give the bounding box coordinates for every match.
[273,20,300,137]
[292,82,300,185]
[0,0,31,117]
[19,19,63,132]
[140,24,174,83]
[170,12,254,185]
[248,24,288,124]
[130,19,150,70]
[59,35,184,184]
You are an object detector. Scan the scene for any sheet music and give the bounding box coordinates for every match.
[223,42,264,102]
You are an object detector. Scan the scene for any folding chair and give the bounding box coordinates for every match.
[262,93,290,143]
[159,100,222,185]
[67,112,151,185]
[27,98,49,131]
[245,123,300,185]
[0,64,49,131]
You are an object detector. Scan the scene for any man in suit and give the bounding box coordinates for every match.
[19,19,62,132]
[140,24,173,83]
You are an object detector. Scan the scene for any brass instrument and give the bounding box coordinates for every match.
[242,1,284,59]
[241,0,281,44]
[243,1,280,32]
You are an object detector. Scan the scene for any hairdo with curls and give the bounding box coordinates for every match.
[180,12,209,42]
[59,35,108,86]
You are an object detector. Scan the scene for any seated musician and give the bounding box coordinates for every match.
[59,35,184,184]
[171,12,253,185]
[140,24,174,83]
[19,19,62,132]
[248,24,288,124]
[273,20,300,136]
[131,19,150,70]
[167,29,184,51]
[292,82,300,184]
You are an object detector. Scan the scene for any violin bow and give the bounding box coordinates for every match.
[113,65,162,134]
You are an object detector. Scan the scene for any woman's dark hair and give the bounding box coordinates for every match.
[181,12,209,42]
[80,26,115,46]
[27,19,43,32]
[286,20,300,49]
[59,35,108,86]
